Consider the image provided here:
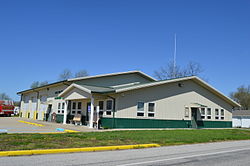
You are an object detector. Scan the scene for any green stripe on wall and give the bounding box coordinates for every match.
[101,117,191,129]
[101,117,232,129]
[197,121,232,128]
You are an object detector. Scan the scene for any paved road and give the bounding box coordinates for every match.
[1,140,250,166]
[0,117,94,133]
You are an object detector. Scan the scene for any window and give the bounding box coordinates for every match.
[215,109,219,119]
[71,102,76,114]
[200,108,205,119]
[106,100,112,110]
[99,101,104,110]
[106,111,112,115]
[77,111,81,114]
[221,109,224,120]
[58,102,65,114]
[148,103,155,117]
[185,107,189,117]
[24,96,29,103]
[72,102,76,109]
[78,102,82,109]
[55,90,63,95]
[207,108,211,119]
[99,111,103,116]
[40,95,47,103]
[97,102,104,115]
[137,102,144,116]
[106,100,113,115]
[31,97,36,102]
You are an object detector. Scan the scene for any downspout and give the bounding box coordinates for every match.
[33,90,39,119]
[20,94,23,117]
[107,95,116,129]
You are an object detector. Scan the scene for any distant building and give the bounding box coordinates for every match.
[17,71,240,129]
[233,110,250,128]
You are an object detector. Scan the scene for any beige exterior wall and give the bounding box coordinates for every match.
[19,75,234,123]
[19,72,154,120]
[19,84,115,120]
[20,84,69,120]
[115,80,233,121]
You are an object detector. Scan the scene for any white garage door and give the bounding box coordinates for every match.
[242,118,250,128]
[233,118,241,127]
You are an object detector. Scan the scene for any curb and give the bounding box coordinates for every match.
[0,144,160,157]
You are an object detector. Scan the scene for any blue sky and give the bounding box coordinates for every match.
[0,0,249,101]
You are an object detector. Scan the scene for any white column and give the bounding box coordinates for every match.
[96,106,100,129]
[63,100,68,124]
[89,96,94,128]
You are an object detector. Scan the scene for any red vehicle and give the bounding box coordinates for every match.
[0,100,14,117]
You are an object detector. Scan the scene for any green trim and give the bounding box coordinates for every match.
[197,120,232,128]
[56,114,64,123]
[192,103,207,107]
[56,114,87,124]
[100,117,232,129]
[101,118,191,129]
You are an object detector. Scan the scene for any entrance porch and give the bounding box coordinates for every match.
[58,84,114,128]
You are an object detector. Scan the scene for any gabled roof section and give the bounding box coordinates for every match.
[68,70,157,82]
[115,76,196,92]
[115,76,241,108]
[80,84,115,93]
[17,80,69,94]
[59,84,92,97]
[58,83,115,97]
[17,71,155,95]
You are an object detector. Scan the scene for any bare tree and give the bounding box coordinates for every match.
[154,61,183,80]
[39,81,48,86]
[30,81,40,89]
[30,81,49,89]
[75,70,89,78]
[230,85,250,110]
[0,93,11,100]
[58,69,73,80]
[154,61,203,80]
[183,61,203,76]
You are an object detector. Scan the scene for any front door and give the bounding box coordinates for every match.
[191,108,198,128]
[46,104,52,121]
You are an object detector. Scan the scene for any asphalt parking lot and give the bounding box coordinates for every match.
[0,117,94,133]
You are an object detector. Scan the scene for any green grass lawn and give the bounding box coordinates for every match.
[1,129,250,151]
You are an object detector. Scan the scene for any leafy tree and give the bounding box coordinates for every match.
[154,61,203,80]
[0,93,11,100]
[58,69,73,80]
[75,70,89,78]
[230,85,250,110]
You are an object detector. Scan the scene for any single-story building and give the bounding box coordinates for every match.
[17,71,240,129]
[233,110,250,128]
